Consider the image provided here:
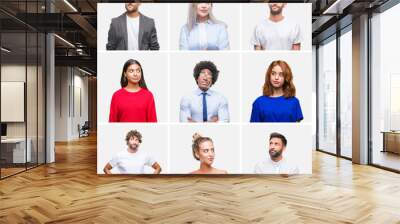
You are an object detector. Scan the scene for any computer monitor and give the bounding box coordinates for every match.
[1,123,7,137]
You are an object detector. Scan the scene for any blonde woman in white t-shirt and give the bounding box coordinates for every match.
[103,130,162,174]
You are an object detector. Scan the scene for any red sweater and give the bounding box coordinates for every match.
[109,88,157,122]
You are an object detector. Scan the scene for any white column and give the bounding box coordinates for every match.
[46,33,55,163]
[352,14,369,164]
[45,0,56,163]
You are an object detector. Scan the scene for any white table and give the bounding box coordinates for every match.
[1,138,31,163]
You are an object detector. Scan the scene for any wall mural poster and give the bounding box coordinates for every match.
[97,3,312,175]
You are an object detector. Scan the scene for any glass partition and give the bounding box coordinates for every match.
[27,31,38,170]
[317,36,337,155]
[339,29,352,158]
[0,1,46,179]
[371,3,400,171]
[1,30,28,177]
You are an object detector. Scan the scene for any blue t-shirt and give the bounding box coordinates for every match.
[250,96,303,122]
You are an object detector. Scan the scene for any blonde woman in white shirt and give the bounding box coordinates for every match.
[180,3,229,50]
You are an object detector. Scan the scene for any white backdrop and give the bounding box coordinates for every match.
[169,3,240,50]
[242,124,312,174]
[97,3,313,175]
[169,124,240,174]
[241,52,312,123]
[169,52,240,122]
[97,3,168,51]
[97,124,168,174]
[241,3,312,51]
[97,52,168,123]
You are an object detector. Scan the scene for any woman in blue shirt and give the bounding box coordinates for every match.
[250,60,303,122]
[179,3,230,50]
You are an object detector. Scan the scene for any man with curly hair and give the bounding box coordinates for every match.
[103,130,161,174]
[180,61,230,122]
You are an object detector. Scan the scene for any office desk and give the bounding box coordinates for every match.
[1,138,31,163]
[381,131,400,154]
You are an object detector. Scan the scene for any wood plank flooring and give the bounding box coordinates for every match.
[0,167,26,177]
[1,134,400,223]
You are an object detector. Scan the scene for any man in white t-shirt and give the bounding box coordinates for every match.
[254,132,299,175]
[251,3,301,50]
[103,130,161,174]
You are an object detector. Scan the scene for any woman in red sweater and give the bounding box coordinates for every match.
[109,59,157,122]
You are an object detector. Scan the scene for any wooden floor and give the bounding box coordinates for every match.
[0,167,26,178]
[373,151,400,171]
[1,135,400,223]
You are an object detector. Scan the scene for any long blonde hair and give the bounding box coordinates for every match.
[186,3,226,32]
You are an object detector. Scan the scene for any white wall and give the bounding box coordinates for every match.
[55,66,68,141]
[55,67,89,141]
[72,72,89,138]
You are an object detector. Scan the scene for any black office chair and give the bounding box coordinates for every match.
[79,121,90,138]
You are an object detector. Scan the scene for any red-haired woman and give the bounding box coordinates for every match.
[250,60,303,122]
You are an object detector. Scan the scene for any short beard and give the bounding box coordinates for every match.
[269,149,282,159]
[125,5,138,14]
[128,144,138,151]
[269,7,283,16]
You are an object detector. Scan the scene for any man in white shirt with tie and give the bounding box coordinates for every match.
[254,132,299,175]
[180,61,230,122]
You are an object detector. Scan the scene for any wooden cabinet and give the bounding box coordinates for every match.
[382,131,400,154]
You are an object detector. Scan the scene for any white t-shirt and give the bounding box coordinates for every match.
[251,17,301,50]
[126,15,140,50]
[109,149,156,174]
[254,157,299,174]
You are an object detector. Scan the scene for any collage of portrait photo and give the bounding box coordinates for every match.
[97,3,312,175]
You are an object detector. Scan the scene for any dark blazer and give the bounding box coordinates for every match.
[106,12,160,50]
